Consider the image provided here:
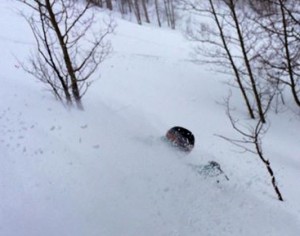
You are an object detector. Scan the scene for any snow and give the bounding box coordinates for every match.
[1,1,300,235]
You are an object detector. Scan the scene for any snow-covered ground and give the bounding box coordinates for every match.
[0,1,300,235]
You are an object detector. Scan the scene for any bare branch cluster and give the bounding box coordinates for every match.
[19,0,114,109]
[253,0,300,107]
[218,94,283,201]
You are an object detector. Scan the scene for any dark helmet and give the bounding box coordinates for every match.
[166,126,195,152]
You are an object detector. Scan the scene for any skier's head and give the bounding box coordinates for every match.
[166,126,195,152]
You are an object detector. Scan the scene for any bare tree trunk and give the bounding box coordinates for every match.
[127,0,133,13]
[106,0,113,10]
[163,0,176,29]
[169,0,176,29]
[132,0,142,24]
[118,0,127,15]
[164,0,171,27]
[155,0,162,27]
[227,0,266,123]
[208,0,255,119]
[37,2,72,105]
[254,137,284,201]
[141,0,150,23]
[278,0,300,106]
[45,0,83,109]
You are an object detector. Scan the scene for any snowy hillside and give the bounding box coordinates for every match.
[0,1,300,235]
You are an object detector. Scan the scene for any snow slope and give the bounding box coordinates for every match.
[0,1,300,235]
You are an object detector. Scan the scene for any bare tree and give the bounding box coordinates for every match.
[254,0,300,108]
[19,0,114,109]
[218,93,283,201]
[182,0,257,119]
[182,0,272,122]
[225,0,266,123]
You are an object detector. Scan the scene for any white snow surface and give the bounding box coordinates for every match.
[0,1,300,235]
